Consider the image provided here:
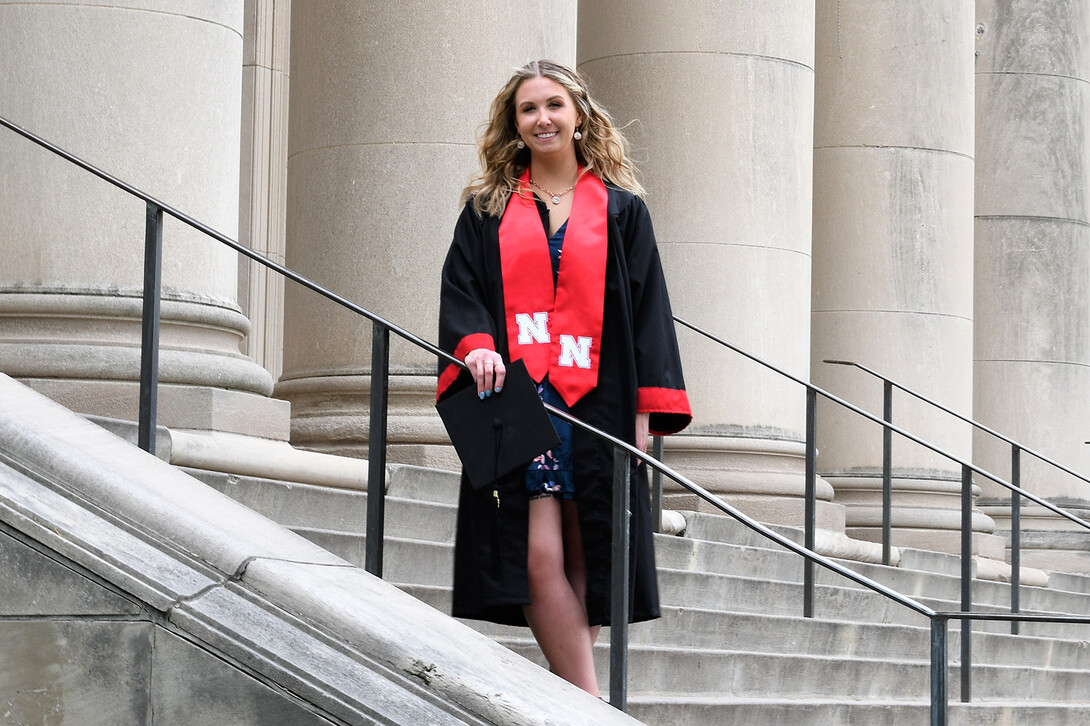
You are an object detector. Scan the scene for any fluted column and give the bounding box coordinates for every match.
[975,0,1090,572]
[812,1,1001,559]
[239,0,291,382]
[578,3,831,526]
[0,1,277,435]
[278,2,577,465]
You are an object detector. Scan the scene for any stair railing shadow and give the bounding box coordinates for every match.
[5,114,1089,726]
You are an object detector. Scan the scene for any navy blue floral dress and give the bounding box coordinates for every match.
[524,221,574,500]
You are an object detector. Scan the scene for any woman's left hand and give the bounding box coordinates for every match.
[636,412,650,454]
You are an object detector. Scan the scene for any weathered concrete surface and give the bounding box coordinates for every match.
[0,620,154,725]
[0,372,639,725]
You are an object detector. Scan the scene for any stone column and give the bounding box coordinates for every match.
[0,1,278,436]
[239,0,291,382]
[811,1,1002,560]
[278,2,577,465]
[975,0,1090,572]
[577,3,836,528]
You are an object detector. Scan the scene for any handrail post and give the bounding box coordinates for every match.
[365,323,390,577]
[651,436,664,534]
[1010,445,1021,635]
[609,446,631,711]
[804,387,817,618]
[931,617,949,726]
[882,380,893,565]
[960,464,973,703]
[138,202,163,455]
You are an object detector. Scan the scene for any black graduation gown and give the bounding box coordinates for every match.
[437,182,691,627]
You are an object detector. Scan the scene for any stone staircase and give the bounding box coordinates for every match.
[0,377,643,726]
[193,463,1090,725]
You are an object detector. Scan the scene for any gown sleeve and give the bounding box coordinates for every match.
[621,195,693,436]
[437,204,498,400]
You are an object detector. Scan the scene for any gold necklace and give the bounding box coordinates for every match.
[528,176,577,205]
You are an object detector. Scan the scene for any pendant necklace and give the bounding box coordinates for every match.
[529,175,577,205]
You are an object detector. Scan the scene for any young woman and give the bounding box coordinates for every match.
[437,60,691,695]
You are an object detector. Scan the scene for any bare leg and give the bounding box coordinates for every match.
[561,500,601,645]
[523,496,600,696]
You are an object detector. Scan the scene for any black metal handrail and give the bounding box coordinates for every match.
[824,359,1090,636]
[0,115,445,581]
[673,319,1089,531]
[825,359,1090,635]
[6,114,1090,725]
[671,316,1090,713]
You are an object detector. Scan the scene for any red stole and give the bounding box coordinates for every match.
[499,169,608,407]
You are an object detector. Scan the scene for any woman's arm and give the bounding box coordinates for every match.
[636,411,650,453]
[622,195,693,436]
[437,206,500,400]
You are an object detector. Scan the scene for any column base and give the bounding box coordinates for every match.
[85,415,370,492]
[25,379,290,441]
[275,373,458,470]
[662,434,846,529]
[827,473,1004,559]
[0,291,275,396]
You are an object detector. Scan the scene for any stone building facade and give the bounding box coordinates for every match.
[1,0,1087,572]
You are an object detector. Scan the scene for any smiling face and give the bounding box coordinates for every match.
[513,75,583,164]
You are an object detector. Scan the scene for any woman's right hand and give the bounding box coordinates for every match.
[464,348,506,399]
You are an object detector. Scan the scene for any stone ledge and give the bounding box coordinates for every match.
[30,379,290,440]
[84,414,370,491]
[0,371,642,725]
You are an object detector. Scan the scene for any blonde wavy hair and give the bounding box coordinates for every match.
[462,60,644,218]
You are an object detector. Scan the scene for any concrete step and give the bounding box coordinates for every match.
[303,525,1000,633]
[659,530,1020,609]
[496,638,1090,703]
[637,608,1090,671]
[285,500,1090,641]
[399,582,1090,675]
[821,555,1090,622]
[683,512,1026,585]
[675,511,1090,622]
[626,696,1090,726]
[388,463,460,505]
[295,529,453,587]
[681,509,819,550]
[191,467,459,543]
[283,495,454,542]
[185,468,370,532]
[1044,569,1090,595]
[204,462,1090,721]
[201,465,1090,635]
[655,567,1089,639]
[266,492,1090,639]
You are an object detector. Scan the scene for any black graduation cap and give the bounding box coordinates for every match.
[436,358,560,490]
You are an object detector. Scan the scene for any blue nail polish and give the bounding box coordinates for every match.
[485,389,492,397]
[479,392,485,400]
[494,387,502,393]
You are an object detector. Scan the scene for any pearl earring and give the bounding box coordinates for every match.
[517,139,525,149]
[574,130,582,140]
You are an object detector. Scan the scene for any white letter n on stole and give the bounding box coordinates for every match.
[516,312,551,345]
[558,335,593,369]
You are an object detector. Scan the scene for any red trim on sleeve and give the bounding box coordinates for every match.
[637,387,693,435]
[437,333,495,401]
